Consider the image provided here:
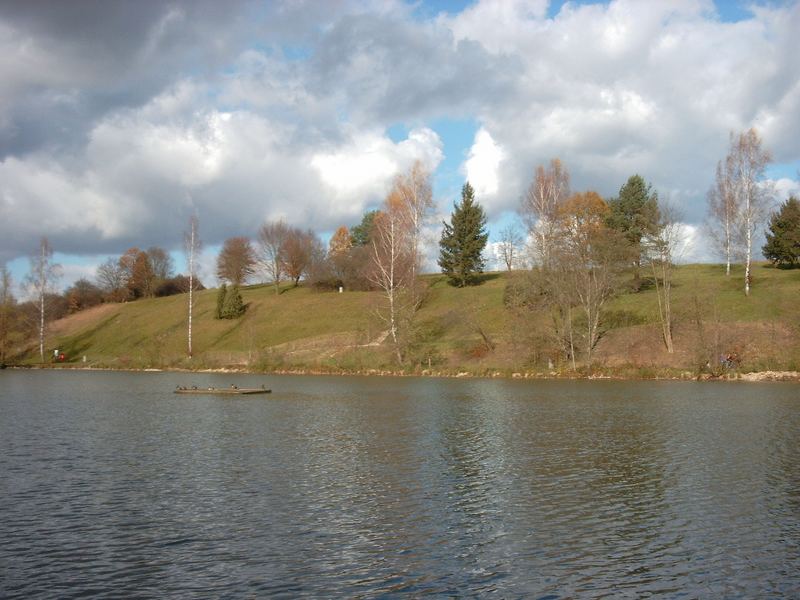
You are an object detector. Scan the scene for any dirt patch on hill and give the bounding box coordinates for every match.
[49,304,121,338]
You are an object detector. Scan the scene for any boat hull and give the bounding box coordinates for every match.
[174,388,271,395]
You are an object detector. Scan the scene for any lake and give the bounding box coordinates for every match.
[1,370,798,597]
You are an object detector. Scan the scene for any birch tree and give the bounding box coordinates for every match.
[368,191,413,364]
[707,159,737,276]
[729,129,773,296]
[26,237,61,361]
[184,216,201,358]
[520,158,571,266]
[394,160,433,303]
[710,129,773,294]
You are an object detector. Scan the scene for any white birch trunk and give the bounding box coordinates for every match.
[39,245,45,361]
[188,222,195,357]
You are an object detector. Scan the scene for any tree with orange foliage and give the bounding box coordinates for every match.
[329,225,352,257]
[282,228,320,286]
[119,247,156,299]
[553,191,626,364]
[368,189,415,364]
[217,237,256,286]
[328,225,353,287]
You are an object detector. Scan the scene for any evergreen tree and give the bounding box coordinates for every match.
[215,283,227,319]
[350,210,379,246]
[606,175,659,286]
[438,182,489,287]
[763,196,800,267]
[221,284,246,319]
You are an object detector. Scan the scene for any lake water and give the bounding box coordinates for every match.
[1,370,798,598]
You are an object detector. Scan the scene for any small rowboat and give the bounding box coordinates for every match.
[174,386,271,395]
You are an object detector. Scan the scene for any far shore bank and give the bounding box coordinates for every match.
[5,364,799,383]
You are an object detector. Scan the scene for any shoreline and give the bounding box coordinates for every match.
[5,364,799,383]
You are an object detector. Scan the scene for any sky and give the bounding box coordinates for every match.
[1,0,799,292]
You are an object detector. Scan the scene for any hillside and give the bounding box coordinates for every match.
[16,263,800,377]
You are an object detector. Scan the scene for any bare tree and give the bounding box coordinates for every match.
[146,247,174,282]
[368,192,413,364]
[394,160,433,303]
[707,159,738,276]
[25,237,62,361]
[644,202,686,354]
[729,129,773,296]
[498,223,523,271]
[1,264,15,363]
[184,216,201,358]
[710,129,773,294]
[282,228,318,286]
[520,158,571,267]
[96,257,127,302]
[216,237,256,285]
[257,220,289,294]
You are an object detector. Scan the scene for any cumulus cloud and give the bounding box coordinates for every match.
[0,77,444,264]
[312,127,443,215]
[774,177,800,201]
[464,128,505,206]
[1,0,799,270]
[447,0,800,221]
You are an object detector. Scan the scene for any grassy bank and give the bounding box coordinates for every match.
[13,263,800,378]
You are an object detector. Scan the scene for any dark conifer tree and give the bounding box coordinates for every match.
[349,210,379,247]
[215,283,227,319]
[221,284,245,319]
[763,196,800,267]
[606,174,659,286]
[438,182,489,287]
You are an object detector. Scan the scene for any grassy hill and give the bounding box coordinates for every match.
[17,263,800,377]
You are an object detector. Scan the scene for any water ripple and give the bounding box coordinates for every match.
[0,372,798,597]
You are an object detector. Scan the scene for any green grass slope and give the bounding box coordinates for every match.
[22,264,800,376]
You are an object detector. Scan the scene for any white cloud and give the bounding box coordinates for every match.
[444,0,800,226]
[774,177,800,201]
[1,0,799,270]
[311,126,443,221]
[0,76,446,264]
[464,128,504,203]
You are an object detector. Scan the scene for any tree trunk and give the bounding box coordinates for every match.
[725,217,731,277]
[745,212,752,296]
[39,241,45,362]
[188,224,194,358]
[39,288,45,362]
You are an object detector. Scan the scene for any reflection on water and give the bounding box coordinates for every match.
[1,371,798,597]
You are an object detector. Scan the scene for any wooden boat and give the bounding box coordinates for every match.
[174,386,271,395]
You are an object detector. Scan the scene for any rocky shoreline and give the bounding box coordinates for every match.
[6,364,799,382]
